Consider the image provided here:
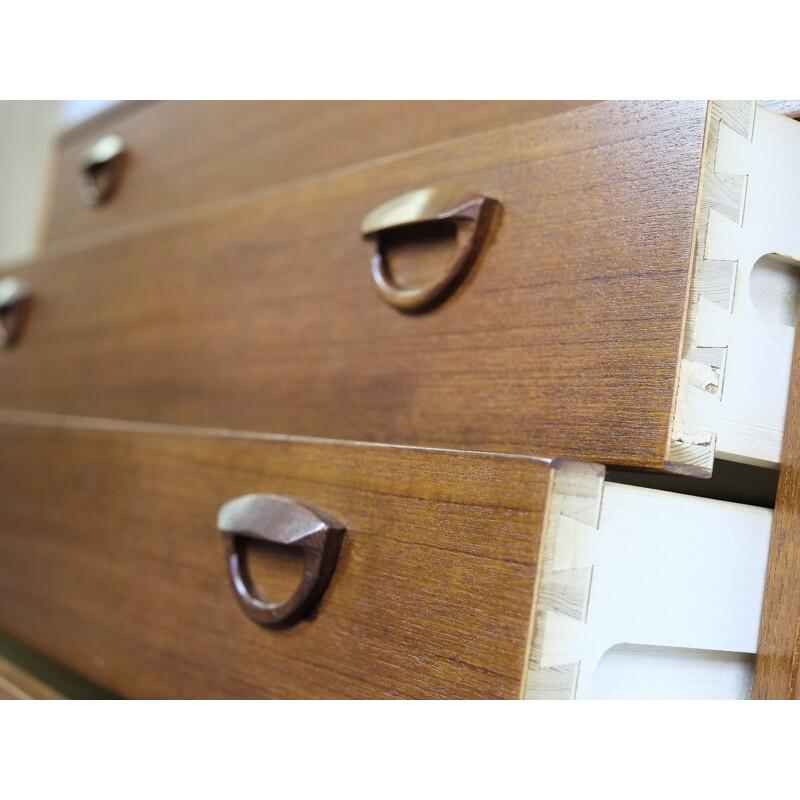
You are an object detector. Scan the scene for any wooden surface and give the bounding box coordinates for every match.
[669,102,800,472]
[760,100,800,118]
[753,314,800,698]
[530,479,771,698]
[0,418,547,699]
[46,100,593,248]
[526,459,605,698]
[2,101,708,469]
[0,654,64,699]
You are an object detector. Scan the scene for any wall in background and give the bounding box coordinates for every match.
[0,101,60,266]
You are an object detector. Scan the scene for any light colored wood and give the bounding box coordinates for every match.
[1,101,709,470]
[592,645,756,700]
[526,479,772,699]
[525,459,605,698]
[669,101,800,472]
[45,101,594,249]
[760,100,800,117]
[0,416,548,699]
[0,655,64,699]
[753,314,800,698]
[0,101,59,266]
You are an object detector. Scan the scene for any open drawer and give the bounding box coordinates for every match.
[0,101,707,470]
[2,101,798,476]
[0,413,772,698]
[670,101,800,473]
[527,462,772,699]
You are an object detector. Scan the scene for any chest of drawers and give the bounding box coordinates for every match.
[2,100,799,698]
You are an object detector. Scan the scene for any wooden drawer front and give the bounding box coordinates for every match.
[47,101,593,248]
[0,420,546,698]
[3,101,708,469]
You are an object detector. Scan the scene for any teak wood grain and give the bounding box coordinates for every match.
[46,100,594,248]
[2,101,708,469]
[753,317,800,699]
[0,420,548,699]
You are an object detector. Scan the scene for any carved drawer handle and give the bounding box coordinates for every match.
[0,277,32,348]
[361,187,500,313]
[217,494,345,627]
[79,135,127,207]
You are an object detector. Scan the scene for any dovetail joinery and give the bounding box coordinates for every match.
[524,460,605,700]
[668,101,755,475]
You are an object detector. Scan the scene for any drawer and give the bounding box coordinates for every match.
[669,101,800,472]
[0,415,772,698]
[7,100,800,475]
[1,101,710,470]
[0,419,549,699]
[528,470,773,699]
[47,100,592,248]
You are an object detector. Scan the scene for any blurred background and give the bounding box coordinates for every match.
[0,101,118,266]
[0,100,120,697]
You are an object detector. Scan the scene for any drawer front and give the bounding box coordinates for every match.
[2,101,708,469]
[47,100,592,248]
[0,420,547,699]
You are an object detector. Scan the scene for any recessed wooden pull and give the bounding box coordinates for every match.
[361,187,500,312]
[217,494,345,627]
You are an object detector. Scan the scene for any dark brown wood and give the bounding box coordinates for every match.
[2,101,708,469]
[46,100,594,248]
[363,188,500,312]
[0,420,547,699]
[218,494,345,627]
[753,318,800,698]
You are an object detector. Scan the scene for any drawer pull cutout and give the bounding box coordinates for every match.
[361,187,499,312]
[0,277,31,348]
[79,135,127,207]
[217,494,345,627]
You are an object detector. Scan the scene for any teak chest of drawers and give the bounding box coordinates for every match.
[2,100,800,698]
